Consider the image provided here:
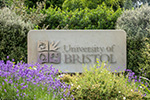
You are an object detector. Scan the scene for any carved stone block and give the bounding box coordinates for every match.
[49,51,61,64]
[37,52,48,64]
[38,40,48,51]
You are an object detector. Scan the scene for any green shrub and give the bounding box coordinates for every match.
[116,4,150,39]
[24,0,65,8]
[62,0,84,11]
[61,61,144,100]
[10,0,46,27]
[116,4,150,79]
[62,0,125,11]
[0,7,33,62]
[123,0,150,10]
[123,0,133,9]
[138,38,150,79]
[41,3,122,29]
[40,7,63,29]
[0,0,5,8]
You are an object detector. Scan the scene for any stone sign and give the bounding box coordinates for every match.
[28,30,126,73]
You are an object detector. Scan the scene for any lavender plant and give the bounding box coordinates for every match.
[0,58,72,100]
[125,69,150,99]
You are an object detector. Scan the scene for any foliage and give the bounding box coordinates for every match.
[9,0,47,26]
[62,0,125,11]
[61,61,144,100]
[0,59,72,100]
[0,0,5,8]
[116,4,150,39]
[138,38,150,79]
[125,69,150,99]
[124,0,150,10]
[126,37,150,79]
[116,4,150,79]
[141,79,150,99]
[0,7,32,62]
[123,0,133,9]
[62,0,83,11]
[40,7,63,29]
[25,0,65,8]
[41,3,122,29]
[132,0,150,8]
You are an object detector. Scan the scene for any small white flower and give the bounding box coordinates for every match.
[71,83,73,86]
[104,63,106,66]
[140,86,142,88]
[118,91,121,93]
[123,97,126,100]
[77,85,80,89]
[33,67,37,70]
[131,89,133,91]
[58,74,65,78]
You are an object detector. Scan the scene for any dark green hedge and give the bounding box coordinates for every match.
[40,3,122,29]
[127,38,150,78]
[0,8,33,62]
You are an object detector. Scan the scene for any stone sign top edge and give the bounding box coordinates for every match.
[28,30,126,34]
[28,29,125,32]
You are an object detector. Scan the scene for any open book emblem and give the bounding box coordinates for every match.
[37,41,61,64]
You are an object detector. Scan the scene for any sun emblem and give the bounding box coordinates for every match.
[50,41,60,51]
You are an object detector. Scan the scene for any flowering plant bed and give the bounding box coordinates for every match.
[0,58,72,100]
[0,58,149,100]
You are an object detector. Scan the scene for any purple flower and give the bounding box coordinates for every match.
[20,83,25,86]
[0,59,72,98]
[4,79,8,82]
[63,94,66,97]
[138,79,141,82]
[21,85,28,89]
[7,56,9,59]
[16,89,19,93]
[126,69,132,72]
[17,94,19,97]
[8,79,13,84]
[4,89,7,92]
[12,59,14,62]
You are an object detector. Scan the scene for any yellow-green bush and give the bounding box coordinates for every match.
[41,3,122,29]
[61,62,144,100]
[62,0,125,11]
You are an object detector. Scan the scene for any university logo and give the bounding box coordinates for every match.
[37,40,61,64]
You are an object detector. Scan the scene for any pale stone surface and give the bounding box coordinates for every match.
[28,30,126,73]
